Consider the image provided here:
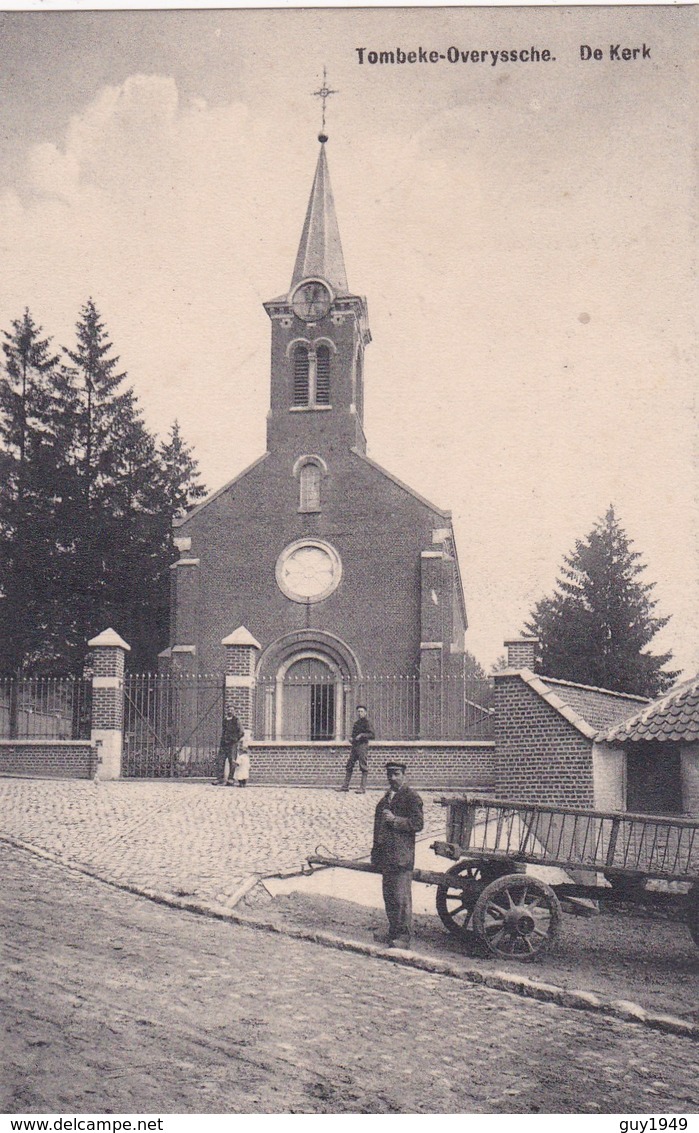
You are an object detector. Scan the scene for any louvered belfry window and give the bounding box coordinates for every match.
[293,346,310,406]
[315,346,331,405]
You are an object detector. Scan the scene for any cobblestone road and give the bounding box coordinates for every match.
[0,778,444,906]
[2,843,697,1115]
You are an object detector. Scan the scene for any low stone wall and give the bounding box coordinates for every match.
[0,740,96,779]
[247,740,496,790]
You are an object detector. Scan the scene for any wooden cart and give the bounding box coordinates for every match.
[310,794,699,962]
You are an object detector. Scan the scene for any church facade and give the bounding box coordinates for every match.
[165,139,467,742]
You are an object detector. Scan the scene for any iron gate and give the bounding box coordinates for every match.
[123,673,224,778]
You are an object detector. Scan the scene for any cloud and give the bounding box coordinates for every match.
[0,74,270,486]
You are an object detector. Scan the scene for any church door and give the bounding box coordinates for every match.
[281,656,337,740]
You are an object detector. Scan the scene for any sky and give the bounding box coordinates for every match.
[0,5,696,676]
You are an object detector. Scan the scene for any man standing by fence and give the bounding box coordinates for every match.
[214,706,244,786]
[339,705,375,793]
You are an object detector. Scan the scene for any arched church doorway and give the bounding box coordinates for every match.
[256,631,361,742]
[278,654,340,741]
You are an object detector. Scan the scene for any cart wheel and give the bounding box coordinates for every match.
[435,861,511,940]
[472,874,562,962]
[687,884,699,948]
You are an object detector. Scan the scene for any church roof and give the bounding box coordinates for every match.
[290,141,349,296]
[351,448,451,519]
[598,674,699,744]
[172,453,270,528]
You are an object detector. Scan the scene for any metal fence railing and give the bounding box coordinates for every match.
[122,673,224,778]
[0,671,493,750]
[255,673,494,742]
[0,677,92,740]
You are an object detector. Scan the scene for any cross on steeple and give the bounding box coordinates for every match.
[312,67,338,140]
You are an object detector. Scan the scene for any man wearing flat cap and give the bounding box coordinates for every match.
[371,761,424,948]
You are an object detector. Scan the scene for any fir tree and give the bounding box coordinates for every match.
[111,419,173,670]
[0,310,70,674]
[525,506,678,697]
[462,650,488,681]
[62,300,167,670]
[158,420,207,519]
[0,300,209,674]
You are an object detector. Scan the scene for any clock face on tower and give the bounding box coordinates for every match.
[275,539,342,603]
[291,279,332,322]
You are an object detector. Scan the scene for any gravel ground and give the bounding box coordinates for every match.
[244,886,699,1021]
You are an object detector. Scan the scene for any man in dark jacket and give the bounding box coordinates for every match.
[339,705,375,793]
[213,706,244,785]
[371,760,424,947]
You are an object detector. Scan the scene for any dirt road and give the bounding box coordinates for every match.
[2,843,697,1114]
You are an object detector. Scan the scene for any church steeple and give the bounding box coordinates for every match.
[290,141,349,296]
[264,134,371,459]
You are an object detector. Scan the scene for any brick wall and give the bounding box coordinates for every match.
[247,740,496,789]
[90,644,126,732]
[504,638,537,669]
[91,696,123,731]
[0,740,96,779]
[177,447,453,678]
[493,675,594,806]
[225,688,254,730]
[226,650,255,677]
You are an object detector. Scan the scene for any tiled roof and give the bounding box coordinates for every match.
[599,675,699,743]
[540,677,649,732]
[495,669,649,740]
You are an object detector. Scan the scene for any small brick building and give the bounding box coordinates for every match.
[492,640,699,817]
[493,638,650,809]
[164,139,467,742]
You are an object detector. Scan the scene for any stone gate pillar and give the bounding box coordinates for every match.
[88,628,130,780]
[221,627,261,734]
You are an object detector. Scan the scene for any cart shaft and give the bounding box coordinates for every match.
[307,855,476,891]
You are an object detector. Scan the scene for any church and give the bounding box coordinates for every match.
[165,135,468,743]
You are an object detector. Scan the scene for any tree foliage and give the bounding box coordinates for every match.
[0,311,71,672]
[0,301,207,674]
[525,506,678,697]
[462,650,488,682]
[159,420,207,520]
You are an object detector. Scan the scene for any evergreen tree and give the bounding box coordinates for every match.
[0,300,209,674]
[158,420,207,519]
[462,650,488,681]
[525,505,678,697]
[141,421,208,668]
[62,300,168,670]
[0,310,71,674]
[111,419,173,670]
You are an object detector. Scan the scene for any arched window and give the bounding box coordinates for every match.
[315,345,331,405]
[299,462,321,512]
[293,346,310,406]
